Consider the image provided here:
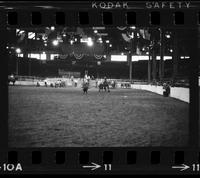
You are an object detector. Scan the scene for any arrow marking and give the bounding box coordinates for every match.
[172,164,190,171]
[83,162,101,171]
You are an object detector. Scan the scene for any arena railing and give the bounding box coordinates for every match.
[16,75,45,81]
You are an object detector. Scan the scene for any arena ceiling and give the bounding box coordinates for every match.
[7,26,191,58]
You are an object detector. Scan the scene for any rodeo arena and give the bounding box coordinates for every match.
[8,26,191,147]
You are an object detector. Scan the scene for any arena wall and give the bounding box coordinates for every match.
[131,84,189,103]
[12,78,95,88]
[199,76,200,86]
[11,79,189,103]
[14,81,37,86]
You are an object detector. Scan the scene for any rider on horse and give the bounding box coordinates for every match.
[98,77,110,92]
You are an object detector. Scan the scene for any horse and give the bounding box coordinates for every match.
[8,75,16,86]
[98,83,104,92]
[98,81,110,92]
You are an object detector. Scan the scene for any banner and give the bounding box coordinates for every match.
[122,33,131,42]
[60,54,68,59]
[139,29,150,40]
[58,69,81,78]
[17,32,26,43]
[117,26,127,31]
[94,54,103,60]
[74,53,84,59]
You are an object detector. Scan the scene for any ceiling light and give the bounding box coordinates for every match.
[52,40,59,46]
[15,48,21,54]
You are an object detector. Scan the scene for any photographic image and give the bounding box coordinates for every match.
[7,26,190,147]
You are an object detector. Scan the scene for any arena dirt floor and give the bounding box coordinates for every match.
[8,86,189,147]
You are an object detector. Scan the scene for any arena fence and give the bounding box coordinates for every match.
[10,76,190,103]
[131,84,189,103]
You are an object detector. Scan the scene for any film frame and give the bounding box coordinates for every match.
[0,0,199,175]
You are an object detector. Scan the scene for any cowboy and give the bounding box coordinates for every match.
[103,77,110,92]
[82,81,89,94]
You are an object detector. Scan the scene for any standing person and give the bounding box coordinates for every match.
[163,82,170,97]
[74,79,77,87]
[113,80,116,88]
[111,80,114,88]
[95,78,98,88]
[84,74,87,81]
[103,77,110,92]
[87,75,90,83]
[82,80,89,94]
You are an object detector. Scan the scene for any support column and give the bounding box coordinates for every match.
[148,48,151,83]
[16,58,19,75]
[129,31,137,83]
[152,44,157,83]
[28,58,31,76]
[24,31,28,58]
[24,31,30,76]
[172,31,178,84]
[159,28,164,81]
[128,52,132,83]
[96,61,100,78]
[46,51,51,61]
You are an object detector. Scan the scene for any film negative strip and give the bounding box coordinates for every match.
[0,0,199,175]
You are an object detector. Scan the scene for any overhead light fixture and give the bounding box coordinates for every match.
[121,52,124,55]
[50,26,55,31]
[15,48,21,54]
[93,27,105,30]
[70,40,74,45]
[105,40,109,43]
[109,44,112,47]
[94,30,98,33]
[87,37,93,47]
[166,34,171,38]
[52,40,59,46]
[130,26,136,29]
[87,40,93,46]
